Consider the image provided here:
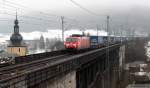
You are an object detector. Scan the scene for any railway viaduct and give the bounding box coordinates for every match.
[0,38,145,88]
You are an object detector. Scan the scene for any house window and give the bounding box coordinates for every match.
[19,48,20,52]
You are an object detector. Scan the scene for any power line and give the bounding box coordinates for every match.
[3,0,59,17]
[0,0,103,30]
[0,11,59,23]
[0,0,62,23]
[69,0,109,31]
[0,18,58,27]
[2,0,82,25]
[0,10,85,30]
[69,0,103,16]
[4,1,99,21]
[0,7,58,22]
[0,1,82,27]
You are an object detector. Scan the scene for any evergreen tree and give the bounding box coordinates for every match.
[82,32,85,36]
[87,32,90,36]
[39,35,45,49]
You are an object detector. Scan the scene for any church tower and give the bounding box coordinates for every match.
[7,13,27,56]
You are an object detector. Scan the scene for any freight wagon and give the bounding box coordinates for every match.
[90,36,106,48]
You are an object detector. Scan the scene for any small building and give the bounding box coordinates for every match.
[7,13,27,56]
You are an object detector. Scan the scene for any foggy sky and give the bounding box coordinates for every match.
[0,0,150,35]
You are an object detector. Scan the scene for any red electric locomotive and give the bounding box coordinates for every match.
[64,35,90,50]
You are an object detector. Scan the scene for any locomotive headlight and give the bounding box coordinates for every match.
[65,44,69,46]
[73,44,76,46]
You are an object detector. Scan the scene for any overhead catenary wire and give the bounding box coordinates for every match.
[3,0,84,23]
[0,0,62,23]
[1,1,78,22]
[2,0,59,17]
[0,17,59,28]
[0,0,107,32]
[0,9,59,22]
[69,0,106,16]
[69,0,110,35]
[0,1,84,29]
[0,11,85,32]
[0,11,59,23]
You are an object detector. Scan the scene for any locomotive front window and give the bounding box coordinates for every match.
[66,38,78,42]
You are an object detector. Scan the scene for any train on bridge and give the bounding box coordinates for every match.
[64,34,129,50]
[0,34,131,65]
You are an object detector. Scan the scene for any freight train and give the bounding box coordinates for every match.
[0,34,130,65]
[64,34,129,50]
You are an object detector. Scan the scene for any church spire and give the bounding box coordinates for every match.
[16,11,18,20]
[14,11,19,34]
[10,11,23,45]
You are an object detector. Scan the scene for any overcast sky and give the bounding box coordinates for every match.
[0,0,150,35]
